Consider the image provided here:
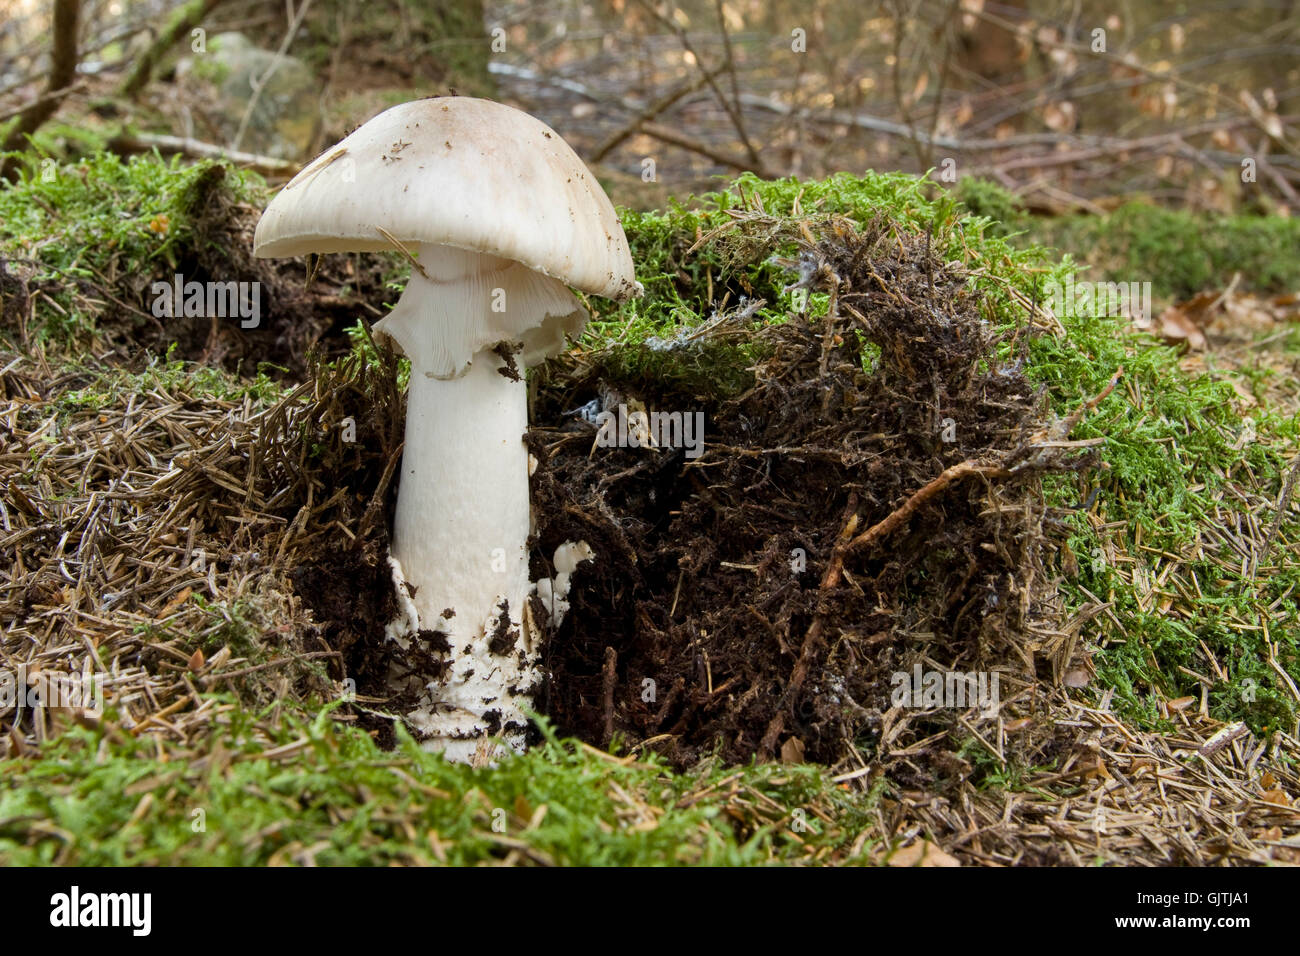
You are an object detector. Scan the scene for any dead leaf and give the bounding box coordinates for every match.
[1078,754,1110,780]
[889,839,961,867]
[781,736,806,764]
[187,647,204,672]
[158,586,192,619]
[1239,89,1283,139]
[909,71,929,105]
[1157,305,1208,350]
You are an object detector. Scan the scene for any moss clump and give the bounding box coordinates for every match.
[951,177,1027,238]
[588,171,1060,401]
[583,171,1299,737]
[0,152,263,345]
[1054,204,1300,300]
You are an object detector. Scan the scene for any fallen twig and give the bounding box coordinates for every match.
[0,81,86,124]
[590,66,724,163]
[846,460,1011,557]
[638,120,774,176]
[758,494,860,757]
[601,646,617,749]
[106,131,298,176]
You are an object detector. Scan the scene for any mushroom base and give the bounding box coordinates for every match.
[385,555,538,764]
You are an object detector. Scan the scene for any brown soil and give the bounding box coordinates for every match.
[528,215,1097,769]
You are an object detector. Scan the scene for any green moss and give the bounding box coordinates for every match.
[949,177,1300,301]
[22,121,112,164]
[951,177,1026,238]
[0,710,878,866]
[586,171,1065,401]
[0,152,263,346]
[45,348,285,421]
[1030,307,1298,734]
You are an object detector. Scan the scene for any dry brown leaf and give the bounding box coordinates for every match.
[158,586,192,619]
[1157,305,1208,350]
[909,71,929,105]
[1079,754,1110,780]
[889,839,961,867]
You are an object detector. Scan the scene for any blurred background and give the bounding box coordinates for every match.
[1,0,1296,212]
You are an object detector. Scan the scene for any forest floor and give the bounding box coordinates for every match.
[1,152,1299,865]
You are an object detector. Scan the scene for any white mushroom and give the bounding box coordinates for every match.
[254,97,640,762]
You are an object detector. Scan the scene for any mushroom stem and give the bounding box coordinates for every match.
[390,347,535,761]
[373,242,589,761]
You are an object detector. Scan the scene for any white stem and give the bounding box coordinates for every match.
[391,349,535,760]
[375,243,590,763]
[395,352,530,629]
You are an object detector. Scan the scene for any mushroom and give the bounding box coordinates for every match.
[253,97,640,761]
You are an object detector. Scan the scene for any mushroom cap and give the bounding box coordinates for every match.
[253,97,641,302]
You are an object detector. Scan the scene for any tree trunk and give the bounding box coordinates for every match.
[0,0,81,182]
